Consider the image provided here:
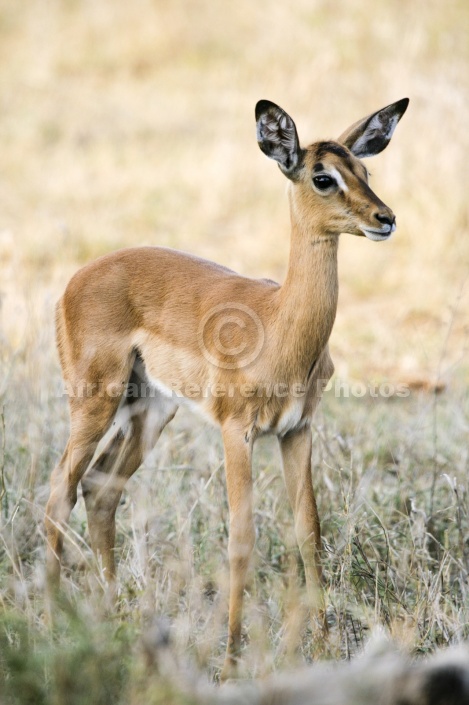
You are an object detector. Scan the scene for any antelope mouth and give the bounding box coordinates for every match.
[361,223,396,241]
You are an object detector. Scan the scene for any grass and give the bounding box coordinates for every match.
[1,0,469,702]
[1,384,468,699]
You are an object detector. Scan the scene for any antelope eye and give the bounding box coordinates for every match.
[313,174,336,190]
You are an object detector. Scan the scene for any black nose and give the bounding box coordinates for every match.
[375,213,395,227]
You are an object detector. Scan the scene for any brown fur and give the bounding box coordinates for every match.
[45,99,407,678]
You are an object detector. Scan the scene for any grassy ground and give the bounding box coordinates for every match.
[1,0,469,702]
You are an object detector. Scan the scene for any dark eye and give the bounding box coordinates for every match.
[313,174,336,191]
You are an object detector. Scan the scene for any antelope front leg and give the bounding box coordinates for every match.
[279,425,326,629]
[220,421,255,681]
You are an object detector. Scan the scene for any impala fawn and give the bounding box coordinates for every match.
[46,97,409,678]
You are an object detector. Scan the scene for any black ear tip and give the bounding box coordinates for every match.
[255,99,279,120]
[397,97,410,114]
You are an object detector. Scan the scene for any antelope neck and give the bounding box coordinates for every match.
[274,215,339,376]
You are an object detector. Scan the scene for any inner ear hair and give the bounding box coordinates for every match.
[338,98,409,159]
[256,100,304,176]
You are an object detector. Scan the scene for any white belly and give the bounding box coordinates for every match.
[147,374,217,426]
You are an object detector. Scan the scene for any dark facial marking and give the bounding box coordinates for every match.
[314,141,368,184]
[316,141,353,165]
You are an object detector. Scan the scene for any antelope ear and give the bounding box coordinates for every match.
[255,100,304,178]
[338,98,409,158]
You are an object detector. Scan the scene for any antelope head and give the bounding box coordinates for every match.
[256,97,409,242]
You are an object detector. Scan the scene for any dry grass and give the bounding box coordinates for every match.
[1,0,469,702]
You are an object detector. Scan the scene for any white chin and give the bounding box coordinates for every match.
[361,229,393,242]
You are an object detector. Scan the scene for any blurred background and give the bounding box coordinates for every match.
[1,0,468,383]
